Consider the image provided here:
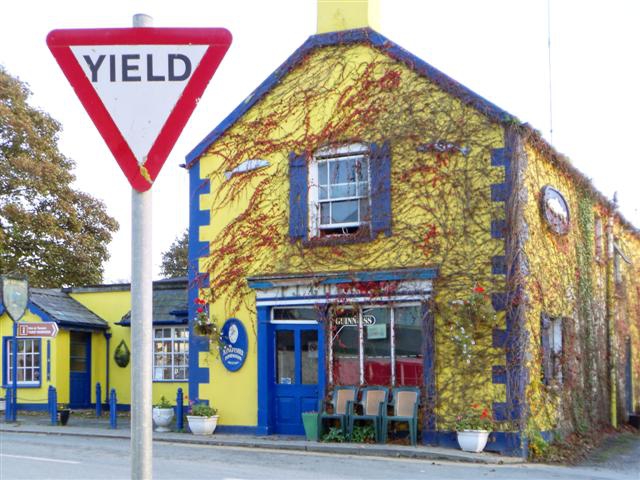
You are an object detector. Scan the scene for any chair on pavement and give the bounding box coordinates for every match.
[381,386,421,445]
[347,386,388,443]
[318,386,358,437]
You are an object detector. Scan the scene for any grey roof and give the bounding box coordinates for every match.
[30,289,108,330]
[119,278,188,325]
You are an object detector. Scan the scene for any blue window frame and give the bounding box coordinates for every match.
[3,337,42,387]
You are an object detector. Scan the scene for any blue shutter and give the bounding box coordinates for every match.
[540,315,552,385]
[369,141,392,237]
[288,151,308,241]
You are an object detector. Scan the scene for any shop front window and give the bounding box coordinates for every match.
[330,305,424,386]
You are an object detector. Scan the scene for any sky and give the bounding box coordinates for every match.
[1,0,638,283]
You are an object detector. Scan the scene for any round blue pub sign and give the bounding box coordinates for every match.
[219,318,248,372]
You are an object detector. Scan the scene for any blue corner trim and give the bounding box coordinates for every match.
[492,328,507,348]
[491,292,507,312]
[491,255,507,275]
[46,340,51,381]
[214,425,260,435]
[491,148,509,167]
[491,183,508,202]
[188,163,212,403]
[491,219,506,239]
[185,28,516,166]
[423,303,437,431]
[492,365,507,384]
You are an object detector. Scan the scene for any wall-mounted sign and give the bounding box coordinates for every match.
[334,315,376,326]
[17,322,59,338]
[220,318,248,372]
[541,185,571,235]
[1,276,29,322]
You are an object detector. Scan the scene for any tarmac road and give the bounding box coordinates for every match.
[1,431,639,480]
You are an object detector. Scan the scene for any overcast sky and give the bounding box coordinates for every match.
[1,0,638,282]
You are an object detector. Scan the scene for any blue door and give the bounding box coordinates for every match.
[273,325,322,435]
[69,332,91,408]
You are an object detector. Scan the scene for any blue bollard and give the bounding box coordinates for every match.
[96,383,102,417]
[176,388,184,431]
[48,385,57,425]
[109,389,117,429]
[4,387,12,422]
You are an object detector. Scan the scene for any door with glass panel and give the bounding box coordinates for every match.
[69,331,91,408]
[272,307,323,435]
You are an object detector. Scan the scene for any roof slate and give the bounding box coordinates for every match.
[119,279,187,325]
[30,289,108,329]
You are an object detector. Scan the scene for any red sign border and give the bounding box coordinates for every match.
[47,28,232,191]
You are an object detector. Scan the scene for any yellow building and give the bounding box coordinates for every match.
[184,0,640,456]
[1,278,188,412]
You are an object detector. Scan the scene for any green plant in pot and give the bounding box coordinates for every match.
[152,395,174,432]
[187,400,219,435]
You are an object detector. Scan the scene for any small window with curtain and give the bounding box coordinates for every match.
[594,215,603,261]
[541,314,563,386]
[6,338,41,385]
[153,326,189,381]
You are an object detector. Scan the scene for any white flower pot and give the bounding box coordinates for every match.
[457,430,490,453]
[152,407,174,432]
[187,415,219,435]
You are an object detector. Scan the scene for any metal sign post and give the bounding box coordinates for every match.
[46,17,232,479]
[1,275,29,422]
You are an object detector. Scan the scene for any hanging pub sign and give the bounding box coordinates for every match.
[219,318,248,372]
[541,185,571,235]
[334,314,376,326]
[1,276,29,322]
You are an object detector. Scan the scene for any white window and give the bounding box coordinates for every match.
[309,144,370,236]
[6,339,41,385]
[153,327,189,381]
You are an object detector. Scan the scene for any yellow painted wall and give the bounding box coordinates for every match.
[71,290,188,406]
[0,310,70,405]
[522,138,640,435]
[195,43,508,426]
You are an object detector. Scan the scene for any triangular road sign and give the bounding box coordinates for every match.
[47,28,232,191]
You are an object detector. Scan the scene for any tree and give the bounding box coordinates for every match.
[160,229,188,278]
[0,66,119,287]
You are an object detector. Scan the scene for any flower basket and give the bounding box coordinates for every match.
[454,403,493,452]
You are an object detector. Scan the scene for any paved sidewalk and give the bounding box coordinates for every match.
[0,413,523,465]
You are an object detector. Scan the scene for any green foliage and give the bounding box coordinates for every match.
[527,430,550,460]
[160,229,188,278]
[154,396,172,409]
[349,424,375,443]
[454,403,494,431]
[0,66,118,287]
[322,427,347,443]
[190,401,218,417]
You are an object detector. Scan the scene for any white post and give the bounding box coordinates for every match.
[131,13,154,480]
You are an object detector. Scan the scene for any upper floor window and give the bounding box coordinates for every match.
[289,141,392,242]
[594,215,603,261]
[311,144,370,236]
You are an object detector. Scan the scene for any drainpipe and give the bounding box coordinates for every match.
[606,205,617,428]
[104,330,112,406]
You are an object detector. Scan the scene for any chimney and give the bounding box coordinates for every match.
[317,0,381,34]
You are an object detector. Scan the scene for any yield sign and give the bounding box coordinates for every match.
[47,28,232,191]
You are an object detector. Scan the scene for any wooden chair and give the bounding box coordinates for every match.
[381,386,421,445]
[347,386,388,443]
[318,386,358,437]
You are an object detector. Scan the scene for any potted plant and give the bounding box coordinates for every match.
[57,403,71,426]
[454,403,493,452]
[152,396,174,432]
[301,410,319,441]
[187,400,219,435]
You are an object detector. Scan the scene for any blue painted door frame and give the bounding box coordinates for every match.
[257,307,325,435]
[69,331,91,408]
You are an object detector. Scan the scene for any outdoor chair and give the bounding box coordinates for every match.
[381,386,421,445]
[347,386,388,443]
[318,386,358,437]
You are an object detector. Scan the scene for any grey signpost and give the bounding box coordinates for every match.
[46,17,231,478]
[1,275,29,422]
